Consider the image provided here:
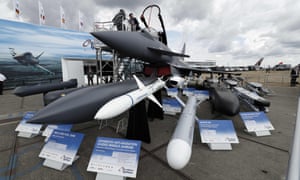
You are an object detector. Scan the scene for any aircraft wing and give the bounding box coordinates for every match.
[171,62,241,76]
[35,64,55,75]
[148,47,190,58]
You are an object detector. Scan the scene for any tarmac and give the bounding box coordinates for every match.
[0,70,299,180]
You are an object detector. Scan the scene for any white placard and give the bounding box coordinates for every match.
[39,130,84,165]
[87,137,141,178]
[239,112,274,132]
[15,112,42,134]
[42,124,73,138]
[198,120,239,144]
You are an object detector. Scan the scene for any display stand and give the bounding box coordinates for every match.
[39,130,84,171]
[116,118,127,133]
[87,137,141,180]
[208,143,233,150]
[96,173,125,180]
[198,120,239,150]
[243,129,271,136]
[43,155,79,171]
[239,111,274,137]
[98,119,108,130]
[15,112,42,138]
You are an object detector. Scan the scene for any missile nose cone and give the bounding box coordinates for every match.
[94,95,133,120]
[166,139,192,170]
[94,103,116,120]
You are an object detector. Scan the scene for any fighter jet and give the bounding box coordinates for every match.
[9,48,54,74]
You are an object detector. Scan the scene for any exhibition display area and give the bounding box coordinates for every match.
[0,82,298,180]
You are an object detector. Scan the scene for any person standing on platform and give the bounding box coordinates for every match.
[112,9,126,31]
[128,13,141,31]
[0,73,7,95]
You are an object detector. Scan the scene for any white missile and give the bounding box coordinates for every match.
[166,95,203,170]
[94,75,165,120]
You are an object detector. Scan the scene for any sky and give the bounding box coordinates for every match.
[0,0,299,67]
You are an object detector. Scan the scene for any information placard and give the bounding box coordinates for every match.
[39,130,84,165]
[198,120,239,144]
[87,137,141,178]
[15,111,42,135]
[42,124,73,139]
[239,111,274,132]
[162,98,182,115]
[166,88,178,97]
[193,90,209,100]
[183,87,195,96]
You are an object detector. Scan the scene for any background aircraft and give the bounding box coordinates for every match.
[9,48,54,74]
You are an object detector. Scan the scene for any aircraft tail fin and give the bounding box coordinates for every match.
[9,48,16,56]
[180,43,186,61]
[254,57,264,66]
[35,51,44,59]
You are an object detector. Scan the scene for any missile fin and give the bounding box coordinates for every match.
[133,75,145,89]
[147,94,162,108]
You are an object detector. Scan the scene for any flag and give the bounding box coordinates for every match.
[14,0,20,19]
[38,1,45,25]
[79,10,84,31]
[60,6,65,28]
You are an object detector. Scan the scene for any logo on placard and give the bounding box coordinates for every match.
[119,167,134,174]
[61,155,71,162]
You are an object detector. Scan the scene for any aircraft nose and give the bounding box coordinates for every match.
[91,31,123,47]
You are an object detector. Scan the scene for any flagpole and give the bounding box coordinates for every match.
[14,0,20,20]
[60,6,65,29]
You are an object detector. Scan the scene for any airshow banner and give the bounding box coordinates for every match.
[87,137,141,178]
[0,19,95,88]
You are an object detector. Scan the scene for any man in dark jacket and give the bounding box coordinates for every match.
[112,9,126,31]
[128,13,141,31]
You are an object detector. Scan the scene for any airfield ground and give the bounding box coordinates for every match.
[0,70,299,180]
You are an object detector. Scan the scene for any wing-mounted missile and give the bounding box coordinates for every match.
[233,86,270,112]
[28,77,157,124]
[94,75,165,120]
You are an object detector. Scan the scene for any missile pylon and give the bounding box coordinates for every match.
[166,95,206,170]
[94,75,165,120]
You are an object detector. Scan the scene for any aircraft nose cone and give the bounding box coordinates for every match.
[91,31,121,46]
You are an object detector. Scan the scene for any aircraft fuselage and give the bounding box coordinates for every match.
[91,31,187,67]
[13,52,39,65]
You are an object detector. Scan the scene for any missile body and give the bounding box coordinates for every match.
[166,96,197,170]
[94,76,165,120]
[28,78,156,124]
